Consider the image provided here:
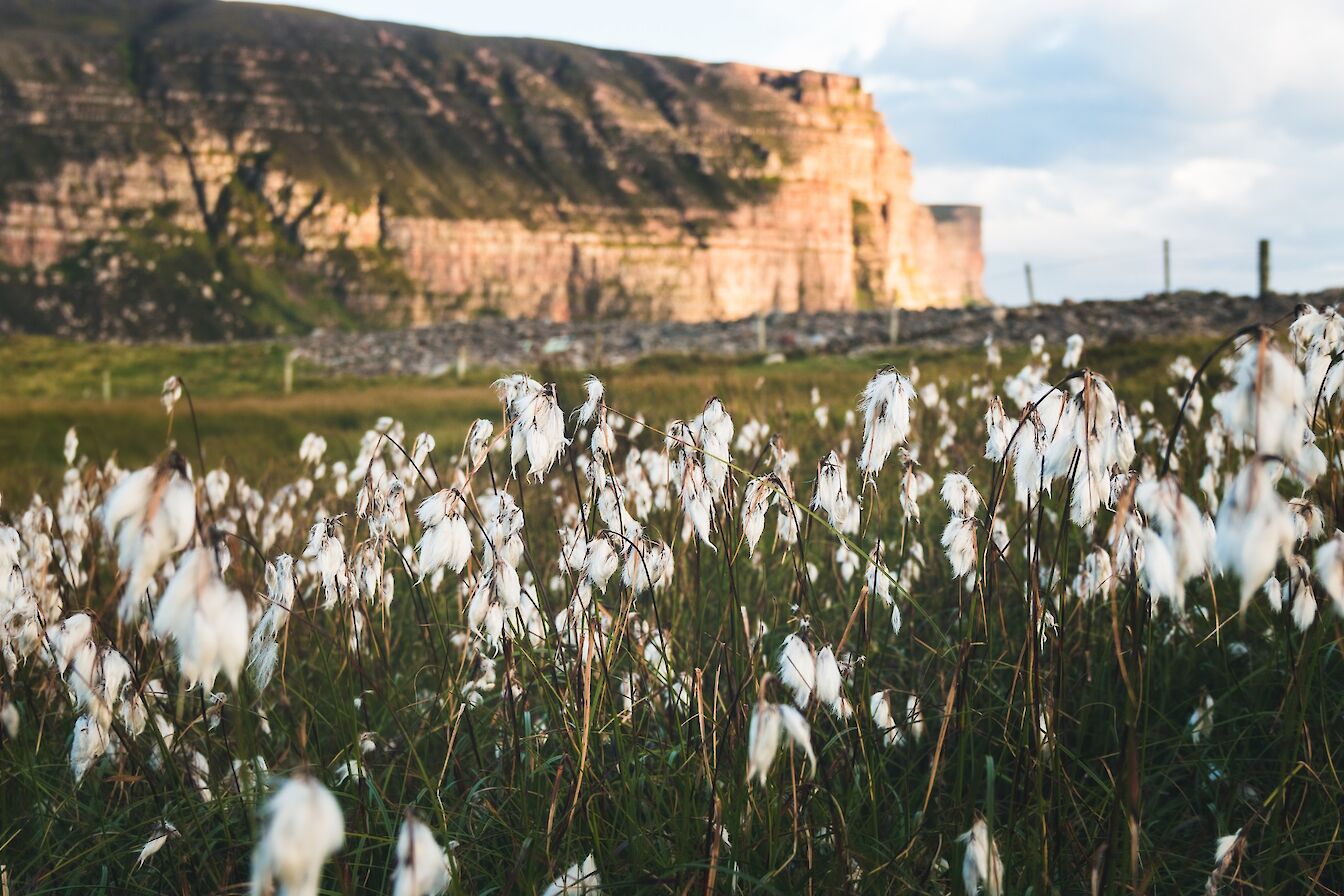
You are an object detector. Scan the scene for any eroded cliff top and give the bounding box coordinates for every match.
[0,0,886,220]
[0,0,981,339]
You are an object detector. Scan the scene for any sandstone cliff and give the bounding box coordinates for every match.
[0,0,983,339]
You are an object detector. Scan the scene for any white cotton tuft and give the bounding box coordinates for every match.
[1214,460,1296,613]
[70,714,109,785]
[746,698,816,786]
[581,534,620,591]
[415,490,472,578]
[134,821,178,869]
[741,477,775,556]
[462,419,494,472]
[678,461,716,548]
[690,397,734,498]
[812,647,846,717]
[101,455,197,622]
[1061,333,1084,368]
[940,473,981,518]
[776,633,816,707]
[1211,340,1307,469]
[857,368,916,479]
[542,854,602,896]
[811,452,856,530]
[622,537,673,594]
[941,515,978,584]
[251,776,345,896]
[575,376,605,426]
[392,813,454,896]
[960,817,1004,896]
[1138,527,1183,614]
[1313,531,1344,617]
[154,546,250,691]
[304,519,346,608]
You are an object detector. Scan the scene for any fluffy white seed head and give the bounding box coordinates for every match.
[959,817,1004,896]
[251,776,345,896]
[776,633,816,707]
[392,813,454,896]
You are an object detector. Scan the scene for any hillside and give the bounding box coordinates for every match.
[0,0,983,339]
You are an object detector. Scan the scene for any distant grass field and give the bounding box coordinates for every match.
[0,332,1217,500]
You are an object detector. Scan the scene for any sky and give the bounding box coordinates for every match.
[251,0,1344,305]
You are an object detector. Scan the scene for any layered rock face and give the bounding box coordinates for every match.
[0,0,983,337]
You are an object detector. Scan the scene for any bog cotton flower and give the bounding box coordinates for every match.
[776,633,815,707]
[1134,477,1212,614]
[622,536,673,593]
[1010,408,1048,504]
[251,776,345,896]
[1205,829,1246,895]
[1214,460,1295,612]
[869,690,917,748]
[462,418,494,472]
[63,427,79,466]
[581,532,620,591]
[941,515,978,585]
[1284,555,1317,631]
[959,817,1004,896]
[542,854,602,896]
[1211,339,1308,468]
[466,561,522,652]
[160,376,183,414]
[1189,692,1214,743]
[70,713,109,785]
[415,489,471,579]
[812,452,855,529]
[523,384,568,481]
[304,519,346,608]
[101,452,197,621]
[741,477,775,555]
[746,696,816,786]
[812,647,849,718]
[1313,530,1344,616]
[1061,333,1084,368]
[678,459,715,548]
[575,375,606,426]
[691,396,734,497]
[135,821,178,869]
[249,555,297,692]
[495,375,568,480]
[857,367,916,480]
[392,812,454,896]
[984,397,1010,463]
[940,473,981,518]
[153,546,250,691]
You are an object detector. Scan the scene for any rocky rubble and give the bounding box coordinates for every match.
[294,290,1317,377]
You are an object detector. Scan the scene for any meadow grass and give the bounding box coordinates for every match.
[0,333,1208,496]
[2,328,1341,894]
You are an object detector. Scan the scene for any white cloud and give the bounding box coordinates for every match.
[1169,159,1275,205]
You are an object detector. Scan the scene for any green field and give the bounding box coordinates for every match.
[0,333,1212,497]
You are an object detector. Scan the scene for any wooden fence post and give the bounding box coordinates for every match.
[1163,239,1171,296]
[283,350,295,395]
[1258,238,1271,301]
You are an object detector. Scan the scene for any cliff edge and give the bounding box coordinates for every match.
[0,0,984,338]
